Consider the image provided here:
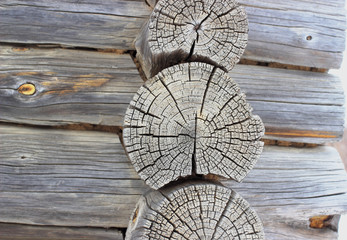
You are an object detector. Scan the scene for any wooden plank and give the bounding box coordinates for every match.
[0,46,143,127]
[0,0,345,69]
[231,65,345,144]
[0,223,123,240]
[224,145,347,239]
[240,0,346,69]
[0,46,344,143]
[0,0,150,50]
[0,124,346,240]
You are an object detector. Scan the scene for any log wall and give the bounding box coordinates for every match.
[0,0,346,239]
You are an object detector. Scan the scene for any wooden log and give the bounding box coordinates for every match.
[125,181,264,239]
[123,62,264,189]
[0,46,344,143]
[0,124,346,239]
[135,0,248,78]
[0,223,123,240]
[0,46,142,127]
[0,0,345,69]
[0,0,151,50]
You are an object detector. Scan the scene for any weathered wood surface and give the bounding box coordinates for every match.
[135,0,248,78]
[233,65,345,144]
[225,146,347,239]
[0,0,151,50]
[126,181,264,239]
[0,46,344,143]
[1,124,346,240]
[0,46,142,126]
[123,63,264,189]
[0,223,123,240]
[124,62,264,189]
[0,0,345,69]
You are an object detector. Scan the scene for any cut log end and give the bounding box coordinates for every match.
[136,0,248,78]
[125,181,265,240]
[123,62,264,190]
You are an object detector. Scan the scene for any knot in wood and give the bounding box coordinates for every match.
[123,63,264,190]
[18,83,36,95]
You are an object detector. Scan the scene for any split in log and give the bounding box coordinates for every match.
[135,0,248,78]
[126,181,264,240]
[123,62,264,189]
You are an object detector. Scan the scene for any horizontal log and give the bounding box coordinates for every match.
[0,46,344,143]
[0,124,346,240]
[0,46,143,127]
[0,223,123,240]
[0,0,345,69]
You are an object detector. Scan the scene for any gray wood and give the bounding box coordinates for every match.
[135,0,248,78]
[0,46,143,127]
[231,65,345,144]
[0,0,345,69]
[123,62,264,189]
[125,181,264,239]
[0,0,150,50]
[1,124,346,240]
[224,146,347,240]
[0,223,123,240]
[0,46,344,144]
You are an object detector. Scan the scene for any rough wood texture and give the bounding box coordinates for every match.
[123,62,264,189]
[135,0,248,78]
[240,0,346,69]
[0,124,145,228]
[0,0,151,50]
[232,65,345,144]
[126,181,264,239]
[0,223,123,240]
[0,46,344,143]
[1,124,346,239]
[0,46,142,126]
[226,146,347,240]
[0,0,345,69]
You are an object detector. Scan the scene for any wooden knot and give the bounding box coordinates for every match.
[18,83,36,95]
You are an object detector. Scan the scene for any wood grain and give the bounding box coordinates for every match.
[123,62,264,189]
[125,181,264,239]
[0,46,344,144]
[135,0,248,78]
[0,0,345,69]
[0,223,123,240]
[0,46,143,126]
[0,124,346,240]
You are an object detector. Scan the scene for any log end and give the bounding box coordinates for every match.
[125,181,265,240]
[123,62,264,189]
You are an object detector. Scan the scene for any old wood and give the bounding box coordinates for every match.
[1,124,346,240]
[135,0,248,78]
[0,46,344,144]
[0,223,123,240]
[0,46,142,126]
[123,62,264,189]
[125,181,264,239]
[0,0,345,69]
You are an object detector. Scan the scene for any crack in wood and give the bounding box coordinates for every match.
[123,62,264,189]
